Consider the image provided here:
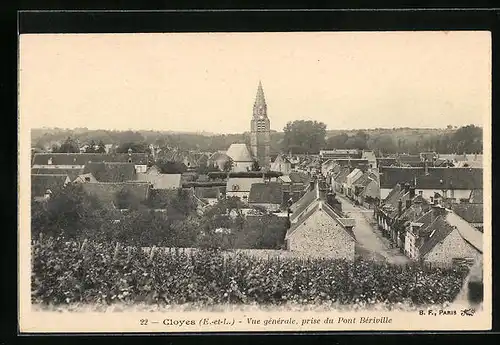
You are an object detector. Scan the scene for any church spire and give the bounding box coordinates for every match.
[253,80,267,118]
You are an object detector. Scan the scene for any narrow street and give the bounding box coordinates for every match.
[337,194,410,265]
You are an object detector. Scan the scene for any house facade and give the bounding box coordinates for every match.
[270,154,292,175]
[225,177,264,201]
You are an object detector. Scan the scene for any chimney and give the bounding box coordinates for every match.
[404,183,410,193]
[409,186,415,199]
[418,190,423,197]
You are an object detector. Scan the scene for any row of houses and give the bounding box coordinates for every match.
[375,182,483,266]
[30,151,316,215]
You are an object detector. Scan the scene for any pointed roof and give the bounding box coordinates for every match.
[253,81,267,118]
[255,81,266,105]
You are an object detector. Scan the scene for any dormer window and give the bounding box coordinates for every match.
[84,177,90,182]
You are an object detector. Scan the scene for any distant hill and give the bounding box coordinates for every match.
[31,126,480,155]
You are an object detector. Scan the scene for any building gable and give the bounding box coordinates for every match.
[286,208,355,259]
[424,228,479,263]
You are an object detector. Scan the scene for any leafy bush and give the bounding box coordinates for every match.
[32,237,469,307]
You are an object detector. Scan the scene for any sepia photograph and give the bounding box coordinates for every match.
[18,30,491,332]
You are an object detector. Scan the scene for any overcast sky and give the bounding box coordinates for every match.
[19,31,490,134]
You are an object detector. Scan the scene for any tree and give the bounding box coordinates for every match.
[326,133,349,149]
[31,183,103,240]
[156,159,187,174]
[251,160,261,171]
[223,159,234,172]
[53,137,79,153]
[282,120,327,154]
[114,188,146,210]
[451,125,483,153]
[116,142,150,154]
[96,140,106,153]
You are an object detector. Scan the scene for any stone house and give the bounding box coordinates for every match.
[285,183,356,259]
[404,204,482,266]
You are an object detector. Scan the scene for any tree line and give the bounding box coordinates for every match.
[35,123,482,156]
[282,122,482,155]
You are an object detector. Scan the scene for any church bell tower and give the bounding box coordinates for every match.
[250,81,271,169]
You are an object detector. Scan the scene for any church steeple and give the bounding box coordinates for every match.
[250,80,271,170]
[253,80,267,118]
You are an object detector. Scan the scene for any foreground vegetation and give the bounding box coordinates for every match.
[32,237,469,308]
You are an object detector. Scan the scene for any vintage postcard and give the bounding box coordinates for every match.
[18,31,491,332]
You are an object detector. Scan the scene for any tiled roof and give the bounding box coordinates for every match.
[279,175,292,183]
[446,211,483,252]
[289,188,317,222]
[31,167,84,181]
[376,157,398,167]
[31,174,69,197]
[398,155,421,163]
[83,162,137,182]
[287,202,320,238]
[73,173,98,183]
[419,216,455,257]
[194,186,222,199]
[32,153,149,166]
[207,152,231,167]
[399,200,430,223]
[286,201,355,239]
[289,171,310,184]
[153,174,182,189]
[81,182,150,206]
[272,154,291,164]
[451,203,483,224]
[332,168,351,184]
[248,182,283,204]
[137,169,182,189]
[379,167,483,189]
[353,171,378,189]
[226,143,253,162]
